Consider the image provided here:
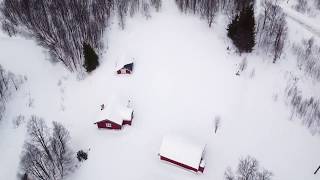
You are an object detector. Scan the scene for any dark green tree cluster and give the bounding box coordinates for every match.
[227,4,255,54]
[83,43,99,73]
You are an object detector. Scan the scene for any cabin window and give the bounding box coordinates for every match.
[106,123,112,128]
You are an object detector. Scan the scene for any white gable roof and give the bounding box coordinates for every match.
[116,55,134,71]
[159,134,206,169]
[120,107,133,120]
[97,103,133,125]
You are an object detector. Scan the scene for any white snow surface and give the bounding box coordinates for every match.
[159,134,205,170]
[0,1,320,180]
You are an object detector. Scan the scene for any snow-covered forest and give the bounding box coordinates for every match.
[0,0,320,180]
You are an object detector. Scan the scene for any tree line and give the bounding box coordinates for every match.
[175,0,254,27]
[1,0,112,74]
[175,0,287,61]
[256,0,287,63]
[0,0,161,74]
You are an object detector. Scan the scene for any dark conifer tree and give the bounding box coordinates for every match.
[83,43,99,73]
[227,14,239,46]
[227,4,255,53]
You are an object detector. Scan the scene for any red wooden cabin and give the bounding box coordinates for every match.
[117,62,134,74]
[94,104,133,130]
[159,134,206,173]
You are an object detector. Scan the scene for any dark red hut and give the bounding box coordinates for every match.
[116,56,134,75]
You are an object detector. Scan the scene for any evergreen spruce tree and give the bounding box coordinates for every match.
[83,43,99,73]
[227,4,255,54]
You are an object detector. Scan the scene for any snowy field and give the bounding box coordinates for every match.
[0,1,320,180]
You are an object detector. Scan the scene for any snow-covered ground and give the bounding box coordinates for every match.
[0,1,320,180]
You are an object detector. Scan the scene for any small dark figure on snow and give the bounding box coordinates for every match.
[127,100,131,108]
[100,104,104,110]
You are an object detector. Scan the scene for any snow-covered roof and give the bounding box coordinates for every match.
[97,104,133,125]
[120,107,133,120]
[116,55,134,70]
[159,134,206,169]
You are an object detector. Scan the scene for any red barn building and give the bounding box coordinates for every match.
[159,134,206,173]
[94,104,133,130]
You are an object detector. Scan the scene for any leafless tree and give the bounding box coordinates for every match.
[316,0,320,10]
[214,116,220,133]
[224,167,235,180]
[20,116,75,180]
[0,0,114,74]
[175,0,219,27]
[50,121,74,178]
[295,0,308,13]
[116,0,163,28]
[0,65,24,121]
[256,0,287,63]
[150,0,162,11]
[237,156,258,180]
[236,57,248,76]
[116,0,129,29]
[224,156,273,180]
[256,169,273,180]
[292,38,320,81]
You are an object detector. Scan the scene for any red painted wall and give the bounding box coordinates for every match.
[117,68,132,74]
[122,111,133,126]
[122,120,131,125]
[96,120,121,129]
[160,156,200,172]
[198,166,204,173]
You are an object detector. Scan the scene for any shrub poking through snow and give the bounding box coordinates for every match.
[83,43,99,73]
[12,115,25,128]
[227,4,256,54]
[224,156,273,180]
[20,116,75,180]
[77,150,88,162]
[236,57,248,76]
